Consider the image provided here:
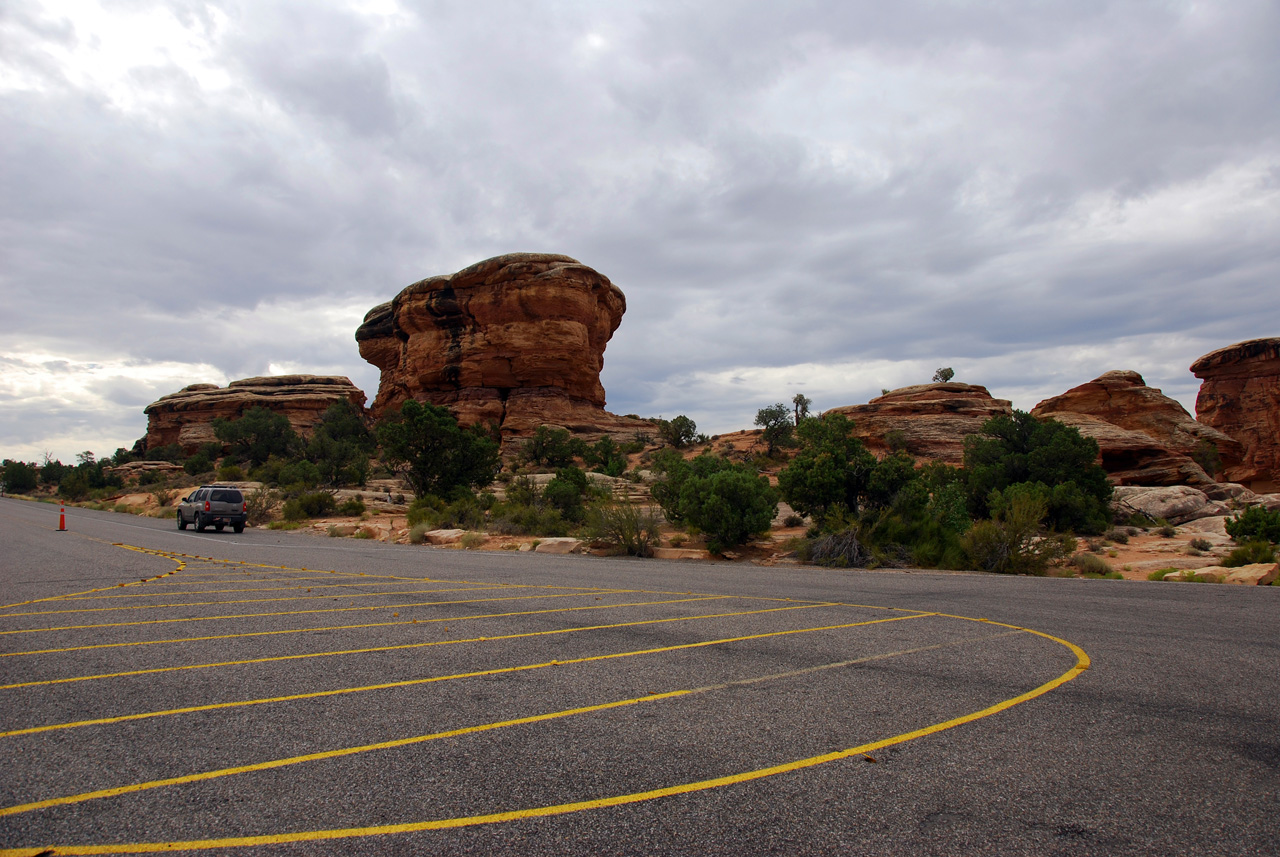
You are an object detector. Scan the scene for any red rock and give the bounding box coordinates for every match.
[1030,370,1242,487]
[357,253,646,440]
[826,383,1013,464]
[1191,338,1280,492]
[143,375,366,453]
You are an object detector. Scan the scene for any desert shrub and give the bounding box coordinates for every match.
[932,367,955,383]
[961,486,1077,575]
[244,487,276,526]
[277,459,322,491]
[652,452,777,551]
[282,491,336,521]
[437,495,485,530]
[183,452,214,476]
[213,407,299,466]
[1225,506,1280,544]
[488,503,568,537]
[460,532,485,550]
[962,410,1111,534]
[586,502,661,557]
[1189,537,1213,552]
[1221,541,1277,568]
[1148,568,1180,581]
[337,497,366,517]
[543,466,590,523]
[57,468,91,501]
[406,496,444,528]
[408,523,432,545]
[1071,553,1113,576]
[783,514,804,528]
[1,460,38,494]
[217,463,245,482]
[519,426,583,468]
[776,413,876,521]
[1191,440,1221,476]
[306,399,376,488]
[799,530,871,568]
[1104,528,1130,544]
[585,436,628,477]
[143,443,184,463]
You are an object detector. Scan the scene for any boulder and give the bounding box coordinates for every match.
[826,383,1013,464]
[143,375,366,454]
[1165,564,1278,585]
[533,537,583,554]
[357,253,647,442]
[423,528,467,545]
[1031,370,1243,487]
[1112,485,1229,525]
[1191,338,1280,492]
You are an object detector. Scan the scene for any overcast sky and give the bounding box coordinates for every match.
[3,0,1278,462]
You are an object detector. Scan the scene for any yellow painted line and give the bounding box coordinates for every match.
[0,570,183,611]
[0,596,733,658]
[0,602,834,690]
[0,624,1089,855]
[0,585,527,618]
[53,581,451,601]
[0,613,926,738]
[0,632,1022,819]
[0,590,644,636]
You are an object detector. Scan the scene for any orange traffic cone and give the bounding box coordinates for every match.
[58,503,66,532]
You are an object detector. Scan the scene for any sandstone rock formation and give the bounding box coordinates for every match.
[357,253,645,439]
[143,375,366,453]
[1111,485,1229,525]
[826,383,1013,463]
[1030,370,1243,488]
[1191,337,1280,491]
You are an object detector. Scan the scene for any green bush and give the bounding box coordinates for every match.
[543,466,590,523]
[1221,541,1277,568]
[961,486,1077,575]
[406,496,444,528]
[519,426,583,468]
[1189,537,1213,552]
[244,487,276,526]
[776,413,876,521]
[337,497,366,517]
[282,491,337,521]
[658,415,698,449]
[217,463,245,482]
[1225,506,1280,544]
[183,453,213,476]
[213,407,299,466]
[1104,528,1130,544]
[586,502,661,557]
[962,410,1111,534]
[651,452,777,550]
[377,401,500,498]
[1070,552,1113,576]
[1,460,38,494]
[585,436,628,477]
[488,503,568,537]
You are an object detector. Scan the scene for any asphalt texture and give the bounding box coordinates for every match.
[0,495,1276,856]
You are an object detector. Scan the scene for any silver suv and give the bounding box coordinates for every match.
[177,486,248,533]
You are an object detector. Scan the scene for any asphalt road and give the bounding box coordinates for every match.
[0,496,1276,856]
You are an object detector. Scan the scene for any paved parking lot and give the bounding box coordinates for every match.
[2,498,1277,856]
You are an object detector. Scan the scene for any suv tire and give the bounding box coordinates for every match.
[195,514,207,533]
[233,524,245,534]
[177,511,188,530]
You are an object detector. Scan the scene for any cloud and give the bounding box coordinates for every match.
[1,0,1278,460]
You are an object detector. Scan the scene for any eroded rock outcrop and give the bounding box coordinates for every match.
[1192,338,1280,491]
[357,253,644,438]
[143,375,366,453]
[826,383,1013,463]
[1030,370,1243,488]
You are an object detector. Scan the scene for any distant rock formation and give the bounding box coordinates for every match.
[143,375,366,453]
[357,253,645,439]
[826,383,1013,463]
[1191,338,1280,492]
[1030,370,1243,489]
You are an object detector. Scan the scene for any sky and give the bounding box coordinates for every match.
[2,0,1278,463]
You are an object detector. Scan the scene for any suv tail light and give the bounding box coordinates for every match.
[243,501,248,513]
[203,500,211,512]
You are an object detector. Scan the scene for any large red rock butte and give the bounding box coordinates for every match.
[826,383,1013,464]
[357,253,645,439]
[1030,370,1243,489]
[143,375,366,454]
[1192,337,1280,492]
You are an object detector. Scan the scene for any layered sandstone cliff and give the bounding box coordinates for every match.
[143,375,366,453]
[826,383,1013,463]
[357,253,644,438]
[1030,370,1243,488]
[1191,338,1280,491]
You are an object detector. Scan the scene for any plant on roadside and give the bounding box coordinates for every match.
[585,501,661,557]
[1221,541,1277,568]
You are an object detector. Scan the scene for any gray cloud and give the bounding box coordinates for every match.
[1,0,1277,457]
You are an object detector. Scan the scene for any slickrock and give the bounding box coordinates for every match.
[143,376,366,454]
[1191,338,1280,491]
[357,253,645,440]
[826,383,1013,463]
[1112,485,1228,525]
[1032,370,1243,486]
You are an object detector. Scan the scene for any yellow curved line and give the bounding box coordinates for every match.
[0,624,1089,856]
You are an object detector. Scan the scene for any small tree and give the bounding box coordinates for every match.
[658,415,698,449]
[1,460,38,494]
[213,407,300,466]
[777,413,876,521]
[585,436,628,477]
[651,451,777,551]
[792,393,812,426]
[376,401,501,499]
[932,367,955,383]
[754,403,795,456]
[520,426,583,467]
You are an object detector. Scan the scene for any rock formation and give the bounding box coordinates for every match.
[357,253,644,439]
[1030,370,1243,488]
[826,383,1013,463]
[1191,338,1280,492]
[143,375,366,453]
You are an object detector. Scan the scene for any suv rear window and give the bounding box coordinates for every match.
[210,490,243,503]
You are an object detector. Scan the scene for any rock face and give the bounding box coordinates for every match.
[1191,338,1280,491]
[1031,370,1243,488]
[826,383,1013,463]
[143,375,366,453]
[1111,485,1229,525]
[357,253,644,439]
